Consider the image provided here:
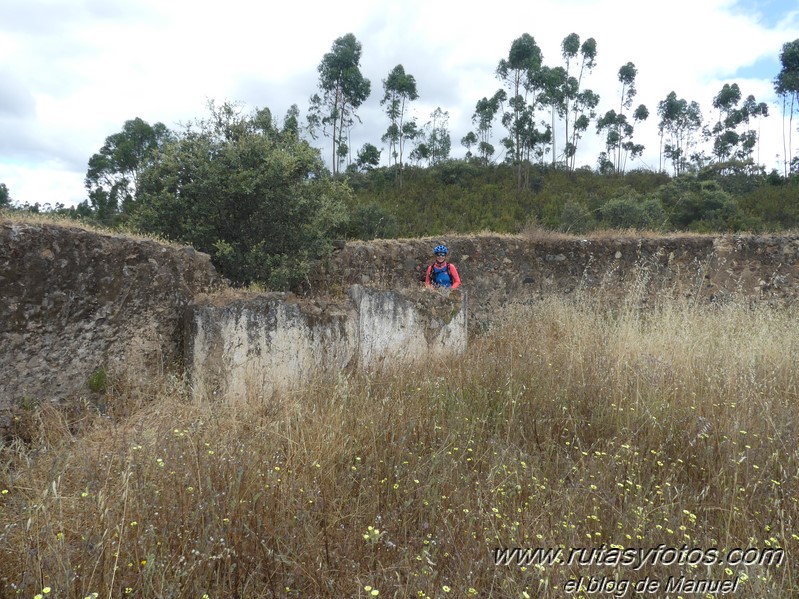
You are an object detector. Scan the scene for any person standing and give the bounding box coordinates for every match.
[425,244,461,289]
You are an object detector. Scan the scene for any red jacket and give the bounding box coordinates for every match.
[425,261,461,289]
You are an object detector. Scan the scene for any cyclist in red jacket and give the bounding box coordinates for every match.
[425,244,461,289]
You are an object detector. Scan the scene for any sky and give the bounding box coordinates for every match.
[1,0,798,208]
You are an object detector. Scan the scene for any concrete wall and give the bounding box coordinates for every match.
[351,285,467,368]
[185,286,467,402]
[185,294,357,401]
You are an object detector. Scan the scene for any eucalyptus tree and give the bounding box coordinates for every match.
[497,34,543,186]
[400,119,421,160]
[84,117,173,224]
[381,64,418,170]
[709,83,743,161]
[774,39,799,176]
[538,65,575,166]
[596,109,625,171]
[307,33,371,175]
[657,91,703,175]
[617,62,638,115]
[597,62,643,172]
[620,104,649,172]
[472,89,506,165]
[410,108,451,166]
[568,88,601,170]
[409,142,429,166]
[741,95,770,164]
[706,84,769,165]
[561,34,598,169]
[282,104,300,139]
[561,32,581,147]
[355,143,381,171]
[428,108,452,165]
[461,131,478,160]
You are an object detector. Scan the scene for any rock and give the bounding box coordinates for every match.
[0,219,221,423]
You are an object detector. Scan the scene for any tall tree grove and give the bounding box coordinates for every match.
[308,34,371,175]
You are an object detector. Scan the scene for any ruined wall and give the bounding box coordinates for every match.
[185,285,467,402]
[352,285,467,367]
[185,293,356,401]
[0,219,221,419]
[313,234,799,332]
[4,217,799,421]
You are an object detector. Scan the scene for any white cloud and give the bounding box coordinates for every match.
[1,162,86,207]
[1,0,798,207]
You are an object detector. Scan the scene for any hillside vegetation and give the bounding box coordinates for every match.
[6,99,799,289]
[343,162,799,240]
[2,288,796,597]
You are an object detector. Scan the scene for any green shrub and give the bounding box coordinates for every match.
[131,102,349,289]
[87,368,108,394]
[660,179,743,231]
[559,200,597,233]
[344,202,399,240]
[600,195,666,230]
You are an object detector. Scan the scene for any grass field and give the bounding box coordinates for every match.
[1,291,797,598]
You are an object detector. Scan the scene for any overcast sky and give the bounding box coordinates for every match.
[1,0,798,208]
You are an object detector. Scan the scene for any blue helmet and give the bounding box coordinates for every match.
[434,244,448,256]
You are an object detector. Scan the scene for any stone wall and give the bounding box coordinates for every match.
[0,219,220,420]
[185,285,467,402]
[5,217,799,423]
[312,234,799,332]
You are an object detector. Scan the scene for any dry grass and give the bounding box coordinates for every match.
[1,292,797,598]
[517,220,577,243]
[577,228,714,241]
[0,210,182,248]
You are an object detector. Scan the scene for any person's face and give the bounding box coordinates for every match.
[435,252,447,263]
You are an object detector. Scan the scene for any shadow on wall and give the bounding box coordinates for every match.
[185,285,468,402]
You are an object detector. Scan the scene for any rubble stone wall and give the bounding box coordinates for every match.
[313,234,799,332]
[5,216,799,424]
[0,220,220,421]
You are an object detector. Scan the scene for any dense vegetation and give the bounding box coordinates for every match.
[2,291,796,597]
[5,144,799,288]
[129,103,350,289]
[342,160,799,238]
[3,35,799,287]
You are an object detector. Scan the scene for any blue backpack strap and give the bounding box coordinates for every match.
[431,262,452,287]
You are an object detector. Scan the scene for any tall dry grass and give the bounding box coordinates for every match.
[1,291,797,598]
[0,210,181,248]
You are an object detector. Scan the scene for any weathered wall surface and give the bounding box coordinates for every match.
[185,293,357,401]
[185,286,467,401]
[352,285,467,368]
[0,220,221,419]
[313,234,799,332]
[5,217,799,422]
